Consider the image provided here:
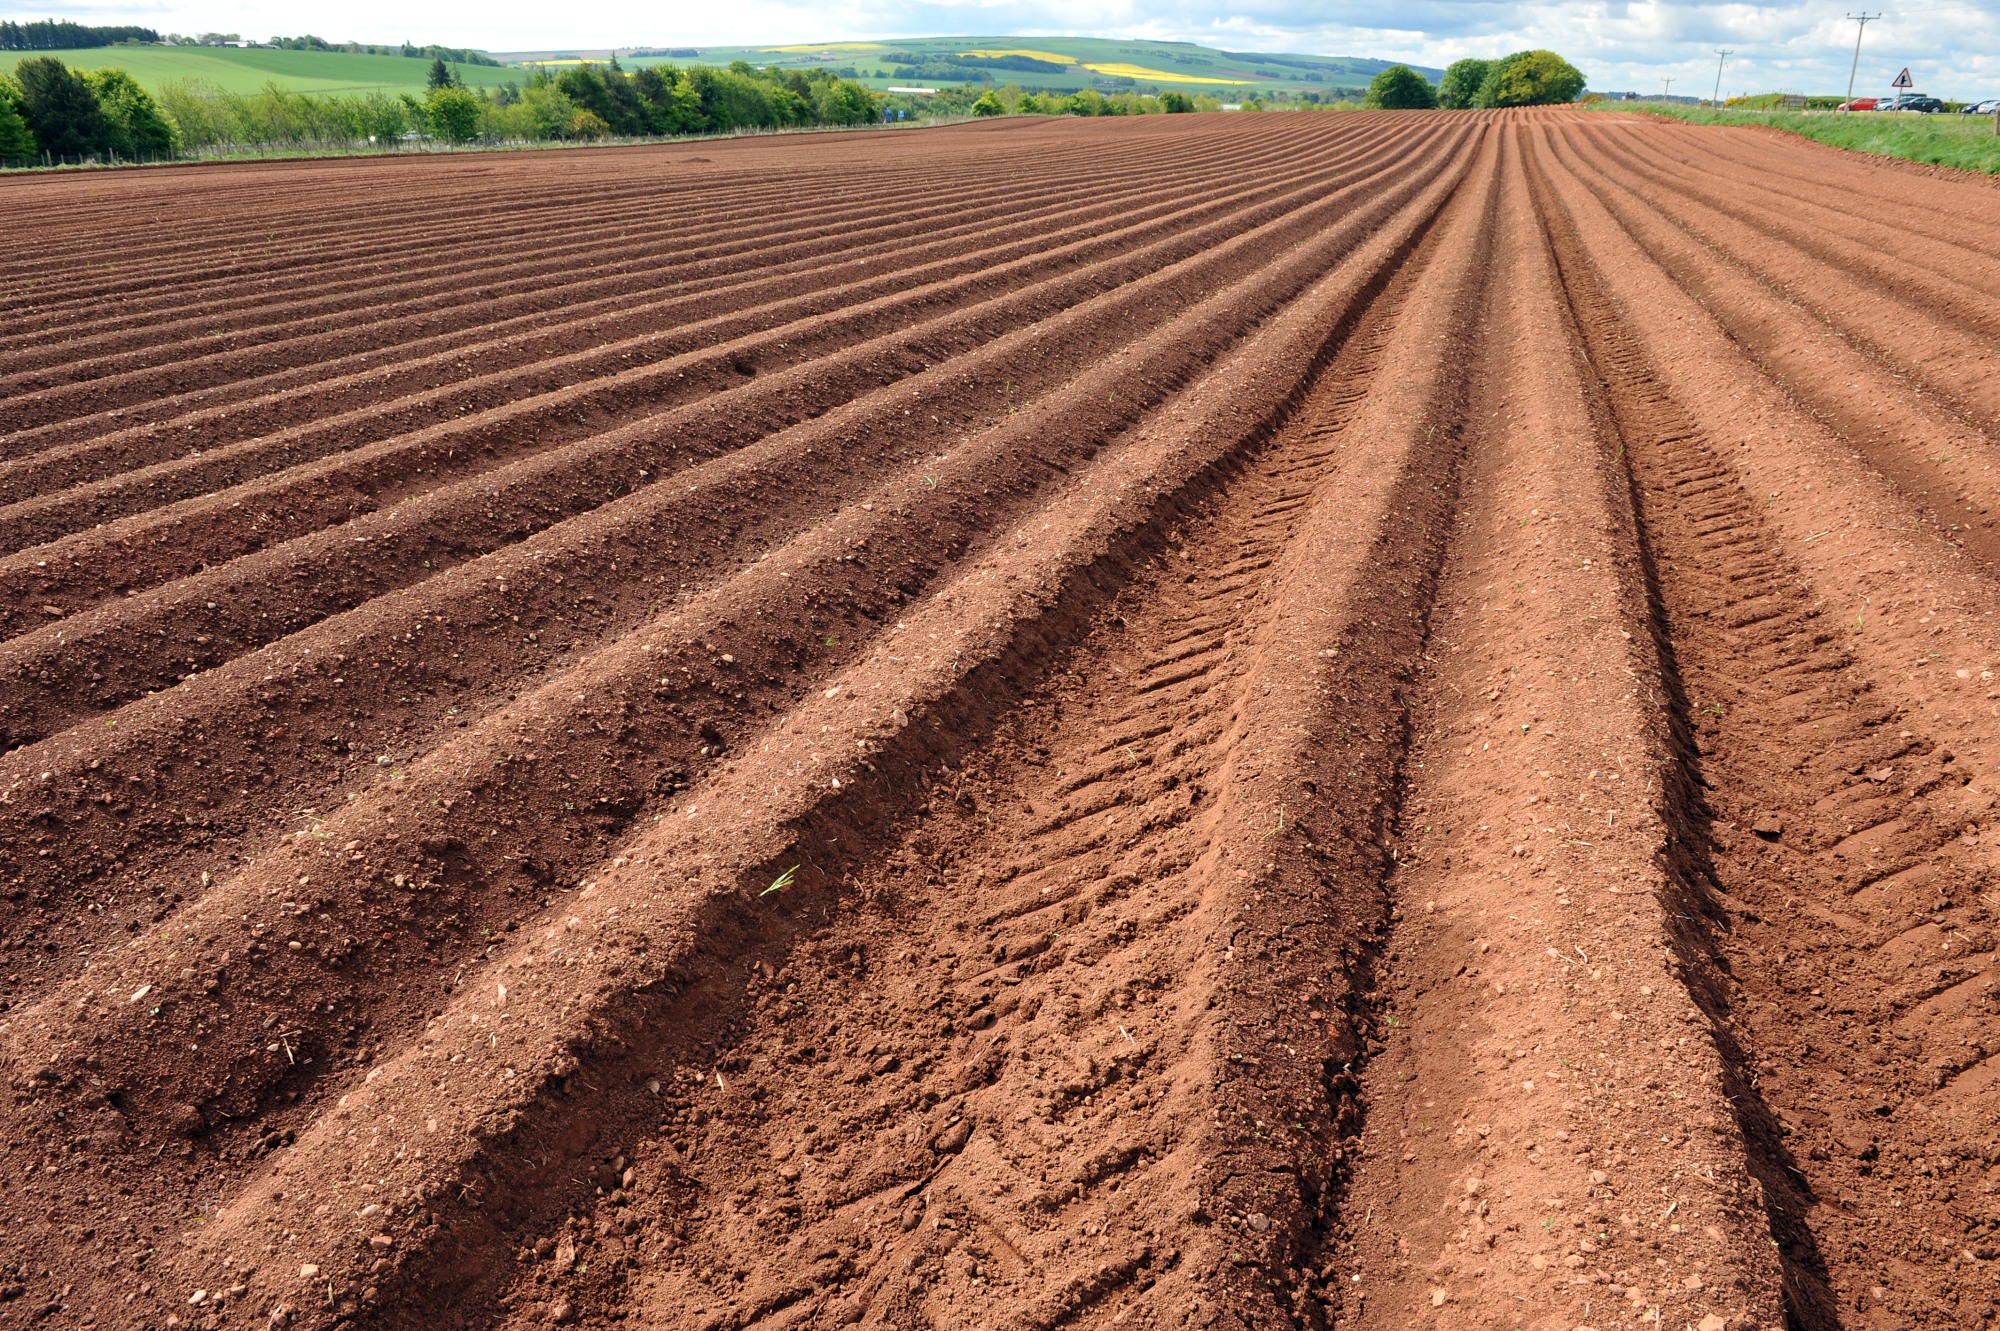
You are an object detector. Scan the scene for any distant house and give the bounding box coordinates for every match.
[886,86,939,96]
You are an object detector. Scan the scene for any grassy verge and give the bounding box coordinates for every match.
[1589,99,2000,175]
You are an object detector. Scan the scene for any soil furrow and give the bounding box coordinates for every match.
[1588,115,2000,258]
[1332,121,1784,1331]
[0,126,1476,1107]
[1569,125,2000,433]
[0,122,1453,618]
[1535,111,2000,1328]
[1544,125,2000,571]
[0,123,1405,519]
[13,107,2000,1331]
[465,127,1504,1331]
[0,150,1111,358]
[1597,122,2000,297]
[0,147,1467,785]
[0,120,1464,943]
[0,131,1085,305]
[0,122,1331,316]
[0,155,1168,443]
[0,128,1294,413]
[0,117,1476,1329]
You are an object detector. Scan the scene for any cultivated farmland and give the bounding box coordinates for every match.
[1,109,1997,1329]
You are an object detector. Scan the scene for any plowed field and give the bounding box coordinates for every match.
[4,108,1999,1331]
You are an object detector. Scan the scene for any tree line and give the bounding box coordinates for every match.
[884,52,1071,78]
[0,20,160,50]
[1358,51,1587,109]
[969,86,1199,117]
[1,47,1525,169]
[1,57,176,160]
[1439,51,1587,108]
[264,36,499,66]
[0,55,889,162]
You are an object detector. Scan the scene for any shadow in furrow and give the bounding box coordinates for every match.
[1277,152,1506,1324]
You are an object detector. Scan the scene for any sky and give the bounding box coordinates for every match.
[27,0,2000,97]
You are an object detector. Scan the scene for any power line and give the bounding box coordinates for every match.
[1843,12,1880,109]
[1712,48,1733,106]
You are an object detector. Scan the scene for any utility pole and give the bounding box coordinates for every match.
[1662,76,1675,100]
[1712,49,1733,107]
[1843,13,1879,109]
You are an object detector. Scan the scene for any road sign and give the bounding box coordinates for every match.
[1893,67,1914,87]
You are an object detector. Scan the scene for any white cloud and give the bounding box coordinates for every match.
[27,0,2000,98]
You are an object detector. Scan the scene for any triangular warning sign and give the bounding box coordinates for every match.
[1893,66,1914,87]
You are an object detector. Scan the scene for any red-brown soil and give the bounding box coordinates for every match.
[2,108,1997,1331]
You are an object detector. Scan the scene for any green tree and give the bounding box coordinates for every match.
[693,67,780,130]
[0,73,36,159]
[631,65,672,130]
[661,71,704,134]
[1438,57,1491,108]
[812,78,875,125]
[597,62,646,134]
[14,55,107,156]
[153,77,232,148]
[424,84,481,142]
[1475,50,1586,107]
[354,89,409,142]
[83,67,177,157]
[1159,90,1193,113]
[1364,64,1438,109]
[1061,88,1105,116]
[565,108,609,139]
[426,56,458,91]
[514,80,579,138]
[555,65,613,123]
[971,90,1004,117]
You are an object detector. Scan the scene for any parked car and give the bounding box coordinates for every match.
[1960,98,2000,114]
[1893,95,1945,112]
[1837,96,1879,110]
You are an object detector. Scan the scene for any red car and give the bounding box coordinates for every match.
[1838,96,1879,110]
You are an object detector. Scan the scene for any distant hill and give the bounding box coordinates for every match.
[501,36,1442,98]
[7,44,515,96]
[8,34,1440,101]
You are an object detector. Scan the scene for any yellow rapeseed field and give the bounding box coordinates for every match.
[1083,62,1254,85]
[958,48,1076,65]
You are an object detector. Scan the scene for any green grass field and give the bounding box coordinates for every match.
[11,45,517,96]
[1597,99,2000,175]
[557,36,1436,97]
